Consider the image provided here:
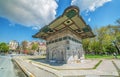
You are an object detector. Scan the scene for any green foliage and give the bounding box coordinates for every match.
[31,43,39,51]
[104,44,116,54]
[85,54,116,59]
[116,35,120,43]
[0,42,9,53]
[83,24,120,55]
[82,39,90,52]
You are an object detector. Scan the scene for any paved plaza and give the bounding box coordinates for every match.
[13,56,120,77]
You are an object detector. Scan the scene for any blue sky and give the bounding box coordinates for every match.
[0,0,120,43]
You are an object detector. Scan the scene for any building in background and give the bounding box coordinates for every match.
[38,42,46,55]
[30,41,46,55]
[20,41,46,55]
[8,40,46,55]
[9,40,19,52]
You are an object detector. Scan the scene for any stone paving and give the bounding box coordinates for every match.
[59,60,118,77]
[32,59,100,70]
[96,60,118,75]
[13,56,120,77]
[113,60,120,69]
[14,57,60,77]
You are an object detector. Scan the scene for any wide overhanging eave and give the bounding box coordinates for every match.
[33,6,95,40]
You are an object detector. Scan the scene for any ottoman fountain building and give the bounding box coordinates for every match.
[33,6,95,63]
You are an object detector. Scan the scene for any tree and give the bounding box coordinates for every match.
[16,43,21,54]
[22,41,28,50]
[116,18,120,25]
[105,44,116,54]
[82,25,119,55]
[82,38,90,53]
[116,35,120,42]
[82,18,120,55]
[31,42,39,51]
[0,42,9,53]
[21,41,28,54]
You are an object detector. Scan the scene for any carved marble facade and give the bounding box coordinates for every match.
[46,29,84,63]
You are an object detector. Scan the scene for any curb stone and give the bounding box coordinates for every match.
[13,58,35,77]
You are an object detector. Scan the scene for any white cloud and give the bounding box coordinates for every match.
[88,18,91,22]
[0,0,58,29]
[71,0,112,12]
